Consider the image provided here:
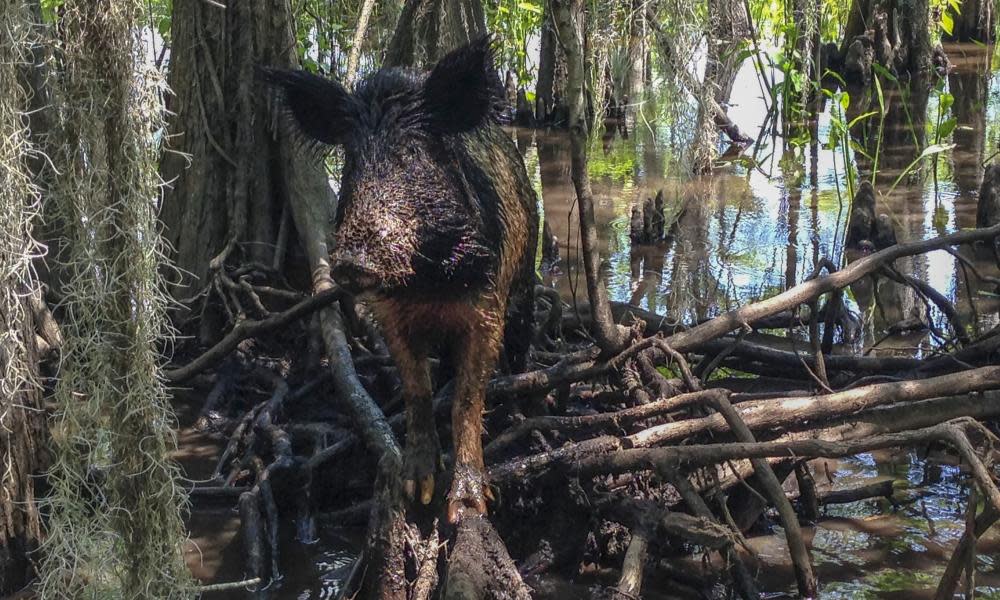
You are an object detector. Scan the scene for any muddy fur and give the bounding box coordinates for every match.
[266,37,538,518]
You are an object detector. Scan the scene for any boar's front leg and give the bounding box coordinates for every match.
[447,312,503,523]
[388,336,441,505]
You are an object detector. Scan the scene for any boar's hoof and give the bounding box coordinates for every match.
[447,463,493,523]
[403,432,443,505]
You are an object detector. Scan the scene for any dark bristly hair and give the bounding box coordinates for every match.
[259,35,503,153]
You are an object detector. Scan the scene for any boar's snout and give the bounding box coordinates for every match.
[331,253,381,294]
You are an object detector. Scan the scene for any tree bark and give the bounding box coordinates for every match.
[347,0,378,86]
[36,1,192,595]
[384,0,486,69]
[704,0,749,107]
[0,296,45,596]
[943,0,994,42]
[842,0,933,77]
[159,0,309,320]
[620,0,645,104]
[535,4,568,125]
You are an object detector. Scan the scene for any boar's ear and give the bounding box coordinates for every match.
[260,67,358,146]
[423,36,503,133]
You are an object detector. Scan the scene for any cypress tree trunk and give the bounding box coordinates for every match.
[159,0,317,335]
[0,6,47,593]
[535,4,569,125]
[842,0,933,77]
[0,303,44,597]
[384,0,486,69]
[705,0,748,105]
[551,0,628,354]
[621,0,646,104]
[943,0,994,42]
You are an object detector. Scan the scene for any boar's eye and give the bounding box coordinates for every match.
[261,68,359,146]
[422,35,503,134]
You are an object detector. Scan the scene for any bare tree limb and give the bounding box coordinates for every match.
[346,0,377,86]
[551,0,629,355]
[664,223,1000,353]
[164,287,341,382]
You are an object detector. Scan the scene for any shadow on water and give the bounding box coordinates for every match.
[181,43,1000,598]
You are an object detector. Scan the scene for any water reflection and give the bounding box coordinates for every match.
[531,43,1000,355]
[514,41,1000,599]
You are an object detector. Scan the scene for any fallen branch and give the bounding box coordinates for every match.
[442,516,533,600]
[319,302,400,461]
[707,391,816,597]
[491,367,1000,482]
[663,223,1000,353]
[662,467,759,600]
[933,505,999,600]
[164,287,341,382]
[689,391,1000,497]
[568,419,1000,516]
[695,337,923,374]
[485,389,720,459]
[612,527,648,599]
[788,478,895,507]
[627,366,1000,447]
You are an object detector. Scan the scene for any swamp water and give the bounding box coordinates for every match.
[180,44,1000,598]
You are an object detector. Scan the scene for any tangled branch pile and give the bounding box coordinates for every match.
[171,158,1000,597]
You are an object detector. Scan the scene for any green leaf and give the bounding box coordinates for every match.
[825,128,841,150]
[735,48,755,64]
[516,1,542,13]
[887,144,956,196]
[948,0,961,15]
[40,0,64,23]
[919,143,955,159]
[839,92,850,112]
[848,111,879,129]
[937,117,958,139]
[872,62,898,83]
[824,69,847,87]
[874,72,885,113]
[941,10,954,36]
[850,140,874,161]
[939,91,955,112]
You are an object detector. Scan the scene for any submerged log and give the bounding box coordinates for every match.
[816,479,894,505]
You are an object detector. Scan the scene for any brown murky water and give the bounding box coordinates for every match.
[179,44,1000,598]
